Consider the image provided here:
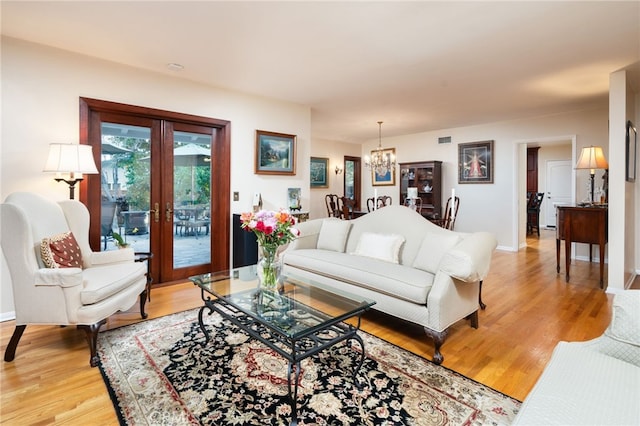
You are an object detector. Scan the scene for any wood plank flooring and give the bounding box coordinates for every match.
[1,229,634,424]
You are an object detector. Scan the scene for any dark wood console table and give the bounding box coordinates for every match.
[556,206,608,288]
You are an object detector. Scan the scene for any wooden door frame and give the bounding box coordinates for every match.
[79,97,231,282]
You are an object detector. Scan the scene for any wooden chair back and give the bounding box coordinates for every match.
[325,194,340,217]
[432,196,460,230]
[339,196,358,219]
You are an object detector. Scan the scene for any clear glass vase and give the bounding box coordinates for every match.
[257,244,281,291]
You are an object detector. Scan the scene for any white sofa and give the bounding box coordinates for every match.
[282,205,497,364]
[513,290,640,425]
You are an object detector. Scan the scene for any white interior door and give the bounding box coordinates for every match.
[545,160,572,227]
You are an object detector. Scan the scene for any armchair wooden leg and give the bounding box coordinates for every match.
[78,319,106,367]
[140,290,148,319]
[423,327,448,365]
[4,324,26,362]
[479,280,486,310]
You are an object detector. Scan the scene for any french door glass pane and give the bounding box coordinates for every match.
[345,160,355,199]
[173,131,212,268]
[100,123,151,253]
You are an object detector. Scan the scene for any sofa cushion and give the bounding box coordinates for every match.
[317,218,351,252]
[605,290,640,347]
[40,231,83,269]
[352,232,405,264]
[283,249,434,304]
[412,232,461,274]
[80,262,146,305]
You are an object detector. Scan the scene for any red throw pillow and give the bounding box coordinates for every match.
[40,231,83,268]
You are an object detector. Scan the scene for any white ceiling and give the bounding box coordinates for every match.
[2,1,639,142]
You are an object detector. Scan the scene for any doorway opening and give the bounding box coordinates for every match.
[515,136,576,250]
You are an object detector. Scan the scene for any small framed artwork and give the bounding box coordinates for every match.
[310,157,329,188]
[255,130,296,175]
[458,140,494,184]
[626,120,636,183]
[371,148,396,186]
[287,188,302,210]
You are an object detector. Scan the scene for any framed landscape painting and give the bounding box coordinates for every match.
[458,140,494,184]
[310,157,329,188]
[255,130,296,175]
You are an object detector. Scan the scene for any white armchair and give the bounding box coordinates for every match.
[1,192,148,367]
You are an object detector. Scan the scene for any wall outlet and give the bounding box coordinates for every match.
[233,191,239,201]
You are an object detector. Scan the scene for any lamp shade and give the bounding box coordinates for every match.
[575,146,608,171]
[43,144,99,174]
[407,187,418,199]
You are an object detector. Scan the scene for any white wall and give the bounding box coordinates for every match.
[0,37,311,318]
[308,139,361,220]
[359,109,609,252]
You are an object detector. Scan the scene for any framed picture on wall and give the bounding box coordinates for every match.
[310,157,329,188]
[287,187,302,210]
[458,140,494,184]
[371,148,396,186]
[255,130,296,175]
[626,120,636,183]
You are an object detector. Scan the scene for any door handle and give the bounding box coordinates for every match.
[165,203,173,222]
[150,202,160,223]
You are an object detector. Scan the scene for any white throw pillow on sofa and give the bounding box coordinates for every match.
[352,232,405,264]
[317,218,352,252]
[413,232,461,274]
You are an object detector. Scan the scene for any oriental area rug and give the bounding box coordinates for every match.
[97,309,520,425]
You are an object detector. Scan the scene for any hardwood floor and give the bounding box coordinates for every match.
[1,229,632,424]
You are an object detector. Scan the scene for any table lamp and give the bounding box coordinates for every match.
[575,146,608,204]
[43,143,99,199]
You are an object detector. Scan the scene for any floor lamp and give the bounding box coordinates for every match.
[43,144,99,199]
[575,146,608,204]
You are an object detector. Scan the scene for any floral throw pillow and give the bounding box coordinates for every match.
[40,231,83,268]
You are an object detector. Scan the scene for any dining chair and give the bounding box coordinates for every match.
[431,196,460,231]
[527,192,544,236]
[377,195,392,208]
[339,196,358,219]
[325,194,341,218]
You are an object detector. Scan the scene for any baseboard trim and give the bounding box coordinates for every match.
[0,311,16,322]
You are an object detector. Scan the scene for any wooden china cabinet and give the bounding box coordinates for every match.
[399,161,442,219]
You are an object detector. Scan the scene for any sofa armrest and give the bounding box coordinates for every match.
[438,232,497,282]
[286,219,324,251]
[89,247,135,266]
[35,268,83,287]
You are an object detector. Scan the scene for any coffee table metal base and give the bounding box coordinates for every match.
[197,288,367,426]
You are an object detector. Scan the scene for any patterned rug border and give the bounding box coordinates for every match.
[98,308,520,425]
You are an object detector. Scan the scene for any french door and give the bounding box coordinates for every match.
[344,156,361,210]
[80,98,230,284]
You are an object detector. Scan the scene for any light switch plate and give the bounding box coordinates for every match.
[233,192,239,201]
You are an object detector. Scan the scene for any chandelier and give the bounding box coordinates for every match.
[365,121,396,177]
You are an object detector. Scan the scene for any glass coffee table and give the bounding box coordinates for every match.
[190,265,376,426]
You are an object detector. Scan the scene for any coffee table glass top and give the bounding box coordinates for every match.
[190,265,375,339]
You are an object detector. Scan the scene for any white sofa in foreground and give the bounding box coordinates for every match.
[513,290,640,425]
[282,205,497,364]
